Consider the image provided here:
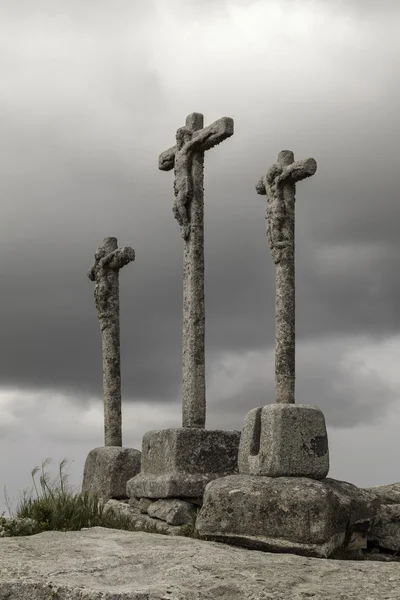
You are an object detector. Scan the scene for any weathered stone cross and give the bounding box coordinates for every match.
[159,112,234,428]
[256,150,317,404]
[88,236,135,446]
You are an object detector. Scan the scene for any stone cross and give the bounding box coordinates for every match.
[88,237,135,446]
[256,150,317,404]
[159,112,234,428]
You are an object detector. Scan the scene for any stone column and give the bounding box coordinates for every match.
[159,113,234,427]
[256,150,317,404]
[88,237,135,446]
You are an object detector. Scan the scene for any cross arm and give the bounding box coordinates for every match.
[100,247,135,271]
[279,158,317,184]
[255,176,267,195]
[87,265,96,281]
[159,147,175,171]
[158,116,234,172]
[185,116,234,153]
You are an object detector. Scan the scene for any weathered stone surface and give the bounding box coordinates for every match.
[159,113,234,428]
[364,482,400,504]
[196,475,377,558]
[128,472,220,499]
[127,428,240,498]
[128,496,154,513]
[256,151,317,404]
[88,237,135,446]
[1,527,400,599]
[238,404,329,479]
[82,446,141,501]
[102,499,186,535]
[147,499,197,525]
[181,496,203,506]
[368,504,400,552]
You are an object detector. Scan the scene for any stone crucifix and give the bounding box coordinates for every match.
[159,113,234,428]
[88,237,135,446]
[256,150,317,404]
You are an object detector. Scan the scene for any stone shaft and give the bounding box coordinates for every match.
[182,113,206,429]
[275,150,296,404]
[256,150,317,404]
[88,237,135,446]
[159,113,234,427]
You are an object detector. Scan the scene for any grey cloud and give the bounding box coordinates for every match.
[208,339,399,431]
[0,0,398,430]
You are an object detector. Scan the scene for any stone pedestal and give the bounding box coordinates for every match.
[193,404,375,558]
[127,428,240,499]
[238,404,329,479]
[196,475,377,558]
[82,447,141,502]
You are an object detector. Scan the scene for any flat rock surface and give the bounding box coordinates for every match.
[365,482,400,504]
[1,527,400,599]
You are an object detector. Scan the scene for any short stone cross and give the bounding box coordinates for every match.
[159,112,234,428]
[88,237,135,446]
[256,150,317,404]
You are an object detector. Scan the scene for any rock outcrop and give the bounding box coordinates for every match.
[1,527,400,599]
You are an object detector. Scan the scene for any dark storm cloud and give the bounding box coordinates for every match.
[207,338,399,430]
[0,0,399,429]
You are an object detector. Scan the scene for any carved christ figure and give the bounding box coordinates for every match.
[173,126,214,241]
[256,154,317,265]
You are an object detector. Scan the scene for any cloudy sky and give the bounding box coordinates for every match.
[1,0,399,516]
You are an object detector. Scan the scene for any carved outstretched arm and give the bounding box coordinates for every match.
[87,265,96,281]
[158,116,233,172]
[101,247,135,271]
[185,130,214,153]
[159,150,175,171]
[278,158,317,184]
[256,177,267,195]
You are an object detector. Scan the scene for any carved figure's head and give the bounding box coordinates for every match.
[176,126,192,149]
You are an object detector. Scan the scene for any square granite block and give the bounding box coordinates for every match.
[196,475,376,558]
[81,446,141,501]
[127,428,240,498]
[238,404,329,479]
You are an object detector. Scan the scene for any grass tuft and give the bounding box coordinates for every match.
[1,458,200,539]
[1,458,148,536]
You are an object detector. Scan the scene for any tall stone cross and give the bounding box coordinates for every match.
[159,112,234,428]
[88,237,135,446]
[256,150,317,404]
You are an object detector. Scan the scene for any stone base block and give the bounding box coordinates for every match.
[81,447,141,502]
[238,404,329,479]
[364,482,400,505]
[102,499,187,536]
[147,499,197,525]
[127,428,240,498]
[128,473,217,498]
[195,475,377,558]
[129,497,154,514]
[368,504,400,552]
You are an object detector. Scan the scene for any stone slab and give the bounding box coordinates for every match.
[81,446,141,501]
[128,496,154,513]
[1,527,400,599]
[147,499,197,525]
[364,482,400,504]
[196,475,377,558]
[238,404,329,479]
[128,472,221,499]
[127,428,240,498]
[102,499,186,535]
[368,504,400,552]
